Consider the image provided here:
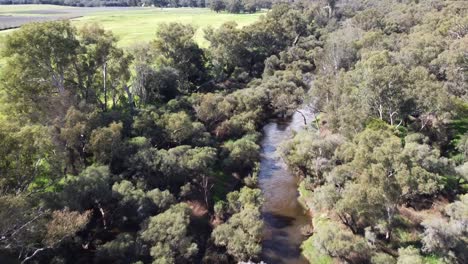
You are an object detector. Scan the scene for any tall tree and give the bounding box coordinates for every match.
[140,203,198,264]
[152,23,207,92]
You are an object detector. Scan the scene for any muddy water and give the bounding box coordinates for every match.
[259,110,313,264]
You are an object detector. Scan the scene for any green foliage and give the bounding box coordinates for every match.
[226,186,263,214]
[212,187,263,260]
[301,236,334,264]
[371,252,396,264]
[397,246,424,264]
[130,145,217,190]
[312,219,370,261]
[60,165,111,211]
[0,123,62,193]
[146,188,176,211]
[1,21,79,117]
[152,23,207,91]
[222,135,260,172]
[97,233,137,262]
[421,194,468,262]
[89,122,123,164]
[1,1,467,263]
[212,206,263,261]
[0,194,48,253]
[141,203,198,264]
[281,130,344,183]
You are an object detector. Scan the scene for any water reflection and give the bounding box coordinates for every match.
[259,109,313,264]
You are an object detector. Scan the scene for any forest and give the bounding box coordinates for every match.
[0,0,467,263]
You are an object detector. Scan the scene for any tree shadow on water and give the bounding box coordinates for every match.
[263,212,296,228]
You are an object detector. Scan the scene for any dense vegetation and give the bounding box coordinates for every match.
[0,2,312,263]
[279,0,468,263]
[0,0,467,264]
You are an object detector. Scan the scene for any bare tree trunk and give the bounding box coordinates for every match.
[112,83,116,109]
[296,110,307,125]
[124,84,134,111]
[103,62,107,111]
[378,104,383,120]
[201,175,213,209]
[389,111,398,126]
[21,248,47,264]
[96,201,107,229]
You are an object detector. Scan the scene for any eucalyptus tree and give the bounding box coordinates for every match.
[140,203,198,264]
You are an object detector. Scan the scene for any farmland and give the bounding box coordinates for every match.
[0,5,263,46]
[0,5,263,70]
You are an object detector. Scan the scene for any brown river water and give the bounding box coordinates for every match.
[259,110,313,264]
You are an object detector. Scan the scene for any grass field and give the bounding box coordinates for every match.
[0,5,263,70]
[0,5,263,47]
[73,8,262,47]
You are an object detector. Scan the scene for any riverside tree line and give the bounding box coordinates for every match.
[0,0,276,12]
[0,0,467,264]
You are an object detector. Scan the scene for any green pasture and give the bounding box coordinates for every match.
[0,5,263,47]
[73,8,262,47]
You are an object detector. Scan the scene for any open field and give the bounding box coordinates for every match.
[73,8,262,47]
[0,5,263,47]
[0,5,263,70]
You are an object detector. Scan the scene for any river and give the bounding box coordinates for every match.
[259,109,313,264]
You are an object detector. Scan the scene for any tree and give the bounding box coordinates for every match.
[141,66,182,104]
[243,0,258,13]
[222,135,260,173]
[226,0,243,13]
[132,106,165,146]
[89,122,123,164]
[26,208,90,263]
[312,219,369,262]
[97,233,138,262]
[204,22,250,82]
[112,179,176,224]
[355,51,407,126]
[0,196,91,264]
[140,203,198,264]
[158,111,209,145]
[316,24,362,74]
[212,206,263,261]
[212,187,263,260]
[371,252,396,264]
[406,67,452,130]
[59,106,91,175]
[261,72,306,117]
[44,208,91,247]
[60,165,112,230]
[76,23,132,111]
[1,21,79,120]
[146,188,176,211]
[421,194,468,262]
[0,123,62,194]
[225,186,263,214]
[0,194,48,262]
[152,23,207,91]
[209,0,225,12]
[396,246,423,264]
[193,92,230,131]
[314,126,450,236]
[129,145,216,191]
[112,180,148,221]
[281,130,344,182]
